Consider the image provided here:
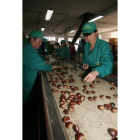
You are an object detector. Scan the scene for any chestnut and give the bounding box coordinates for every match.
[83,89,87,93]
[69,92,74,95]
[62,116,70,123]
[88,97,93,101]
[65,122,73,129]
[52,83,56,87]
[80,96,85,102]
[93,81,98,85]
[63,85,67,88]
[91,90,95,94]
[61,91,66,95]
[59,101,65,104]
[75,133,85,140]
[70,95,75,98]
[73,124,79,133]
[68,107,74,112]
[100,95,104,99]
[66,99,71,103]
[109,102,115,107]
[110,87,115,91]
[93,96,98,101]
[86,91,90,94]
[108,128,118,138]
[59,103,66,108]
[76,93,81,97]
[57,84,62,89]
[97,81,100,84]
[83,85,87,89]
[104,104,112,110]
[98,105,104,110]
[111,107,118,113]
[51,89,55,92]
[106,96,111,100]
[113,94,118,98]
[63,109,69,115]
[74,95,78,99]
[111,138,118,140]
[76,101,81,105]
[89,84,94,88]
[110,82,115,86]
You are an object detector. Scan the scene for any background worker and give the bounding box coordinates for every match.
[81,22,113,82]
[53,42,61,57]
[23,30,57,105]
[59,40,70,60]
[68,41,76,60]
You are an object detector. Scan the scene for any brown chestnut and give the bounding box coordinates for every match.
[83,85,87,89]
[68,107,74,112]
[62,116,70,123]
[57,84,62,89]
[59,103,66,108]
[80,96,85,102]
[63,85,67,88]
[91,90,95,94]
[76,93,81,97]
[110,87,115,91]
[61,91,66,95]
[89,84,94,88]
[98,105,104,110]
[100,95,104,99]
[51,89,55,92]
[86,91,90,94]
[110,82,115,86]
[75,133,85,140]
[93,81,98,85]
[111,107,118,113]
[63,109,69,115]
[111,137,118,140]
[55,90,59,93]
[69,92,74,95]
[59,101,65,104]
[108,128,118,138]
[113,94,118,98]
[73,124,79,133]
[83,89,87,93]
[88,97,93,101]
[106,96,111,100]
[97,81,100,84]
[109,102,115,107]
[93,96,98,101]
[104,104,112,110]
[76,101,81,105]
[66,99,71,103]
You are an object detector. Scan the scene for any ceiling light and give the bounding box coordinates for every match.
[69,30,75,33]
[41,27,45,31]
[45,8,53,21]
[89,15,104,22]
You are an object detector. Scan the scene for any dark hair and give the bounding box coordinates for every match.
[83,29,97,37]
[55,43,59,46]
[28,37,38,41]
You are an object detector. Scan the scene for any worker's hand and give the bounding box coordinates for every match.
[52,65,57,69]
[83,70,99,83]
[83,63,89,70]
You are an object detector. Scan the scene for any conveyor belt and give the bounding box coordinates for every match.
[41,57,118,140]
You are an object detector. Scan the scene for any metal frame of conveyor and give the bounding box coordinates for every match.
[40,71,70,140]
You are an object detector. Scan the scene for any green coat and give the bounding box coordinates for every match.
[56,47,61,57]
[60,46,70,59]
[23,43,53,103]
[82,38,113,78]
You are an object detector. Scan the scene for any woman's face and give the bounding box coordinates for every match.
[60,43,65,48]
[30,38,42,49]
[85,31,98,45]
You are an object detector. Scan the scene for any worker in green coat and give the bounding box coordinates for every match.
[59,40,70,59]
[23,30,57,104]
[81,22,113,82]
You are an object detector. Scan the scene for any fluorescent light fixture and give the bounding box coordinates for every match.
[89,15,104,22]
[45,8,53,21]
[69,30,75,33]
[41,28,45,31]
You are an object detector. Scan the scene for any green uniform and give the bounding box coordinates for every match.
[60,46,70,59]
[56,47,61,57]
[23,43,53,103]
[82,37,113,78]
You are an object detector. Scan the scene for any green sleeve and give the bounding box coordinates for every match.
[39,54,47,61]
[92,43,113,77]
[61,47,70,59]
[23,46,53,71]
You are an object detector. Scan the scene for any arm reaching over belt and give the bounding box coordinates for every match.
[83,70,99,83]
